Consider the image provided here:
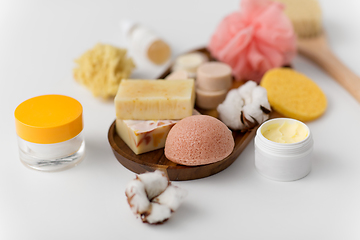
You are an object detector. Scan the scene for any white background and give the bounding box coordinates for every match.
[1,0,360,239]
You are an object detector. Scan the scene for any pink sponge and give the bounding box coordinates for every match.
[208,0,297,83]
[164,115,234,166]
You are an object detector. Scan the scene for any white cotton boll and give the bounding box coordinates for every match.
[242,103,265,126]
[237,80,257,95]
[217,103,241,130]
[222,89,240,105]
[153,185,188,211]
[125,180,151,215]
[217,89,245,130]
[125,171,187,224]
[218,81,271,131]
[137,170,169,200]
[143,203,172,224]
[251,85,267,100]
[238,81,257,105]
[252,86,271,110]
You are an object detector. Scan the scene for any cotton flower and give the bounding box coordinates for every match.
[217,81,271,131]
[125,170,187,224]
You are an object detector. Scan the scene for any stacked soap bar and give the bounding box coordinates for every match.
[114,79,195,155]
[115,79,195,120]
[171,52,208,78]
[195,62,232,110]
[116,119,178,155]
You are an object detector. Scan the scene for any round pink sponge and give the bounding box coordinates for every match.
[165,115,234,166]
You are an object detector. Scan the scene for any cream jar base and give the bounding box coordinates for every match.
[255,169,311,182]
[254,160,311,182]
[19,141,85,172]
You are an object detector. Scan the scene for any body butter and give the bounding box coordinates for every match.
[255,118,313,181]
[262,121,308,143]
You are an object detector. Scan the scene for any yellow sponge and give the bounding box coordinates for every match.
[260,68,327,121]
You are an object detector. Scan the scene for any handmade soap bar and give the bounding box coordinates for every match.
[172,52,208,77]
[196,62,232,91]
[165,70,190,80]
[196,88,227,110]
[115,79,195,120]
[116,119,178,154]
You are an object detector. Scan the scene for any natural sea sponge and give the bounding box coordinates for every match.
[165,115,234,166]
[73,43,135,98]
[260,68,327,121]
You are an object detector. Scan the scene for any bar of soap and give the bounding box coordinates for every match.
[115,79,195,120]
[196,62,232,91]
[116,119,178,155]
[165,70,190,80]
[196,88,227,110]
[116,110,200,155]
[172,52,208,77]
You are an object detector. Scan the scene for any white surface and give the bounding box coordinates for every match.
[1,0,360,239]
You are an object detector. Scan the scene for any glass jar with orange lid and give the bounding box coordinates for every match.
[14,95,85,171]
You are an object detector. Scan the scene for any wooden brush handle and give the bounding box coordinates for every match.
[298,36,360,103]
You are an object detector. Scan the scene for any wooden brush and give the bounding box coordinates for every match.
[276,0,360,103]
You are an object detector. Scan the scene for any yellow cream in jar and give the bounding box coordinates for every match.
[261,120,308,143]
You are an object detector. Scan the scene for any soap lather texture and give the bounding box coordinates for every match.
[165,115,234,166]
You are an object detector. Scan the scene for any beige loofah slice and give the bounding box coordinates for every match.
[260,68,327,121]
[275,0,322,38]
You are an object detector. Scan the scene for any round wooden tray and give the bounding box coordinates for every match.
[108,47,264,181]
[108,121,256,181]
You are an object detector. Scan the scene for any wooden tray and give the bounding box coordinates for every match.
[108,47,259,181]
[108,122,256,181]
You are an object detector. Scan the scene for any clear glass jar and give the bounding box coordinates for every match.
[254,118,313,181]
[14,94,85,172]
[17,132,85,171]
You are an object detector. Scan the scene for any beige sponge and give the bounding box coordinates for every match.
[73,43,135,98]
[260,68,327,121]
[275,0,322,38]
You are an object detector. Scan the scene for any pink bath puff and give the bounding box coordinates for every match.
[208,0,296,82]
[164,115,234,166]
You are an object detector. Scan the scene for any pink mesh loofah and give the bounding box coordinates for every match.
[208,0,296,82]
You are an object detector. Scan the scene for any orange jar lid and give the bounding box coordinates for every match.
[14,95,83,144]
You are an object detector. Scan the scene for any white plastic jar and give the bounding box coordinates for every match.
[254,118,313,181]
[14,95,85,172]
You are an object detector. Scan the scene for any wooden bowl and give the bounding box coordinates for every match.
[108,121,256,181]
[108,47,262,181]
